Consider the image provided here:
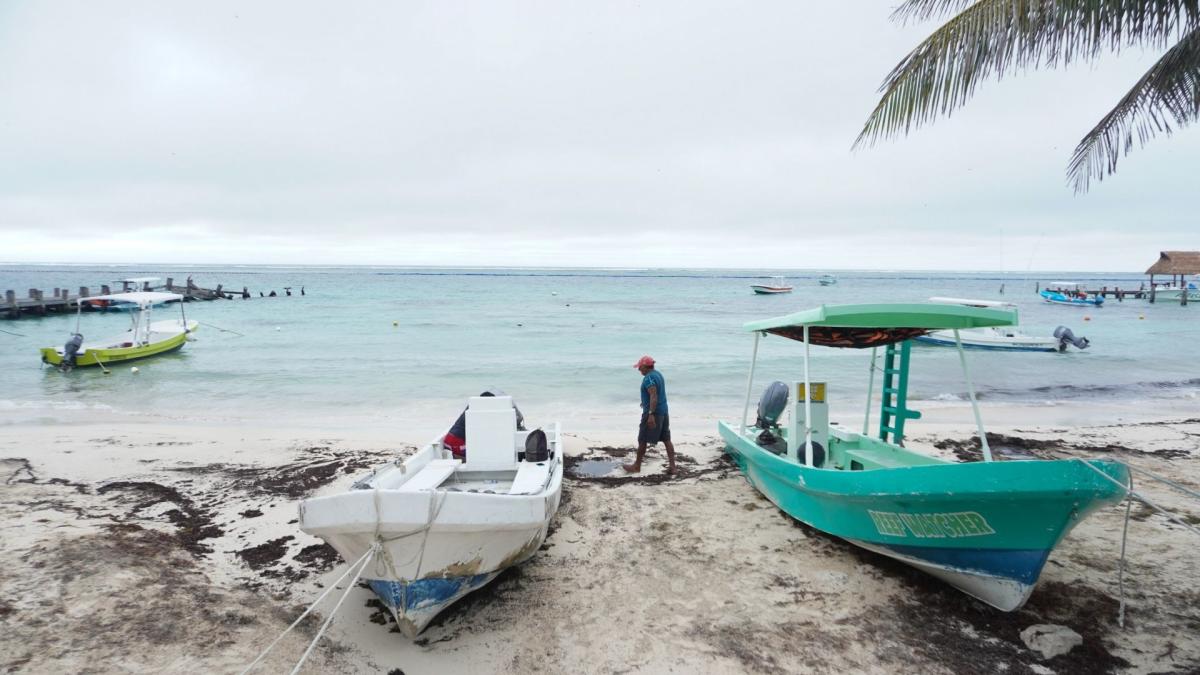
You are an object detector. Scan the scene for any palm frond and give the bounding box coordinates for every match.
[857,0,1200,148]
[1068,25,1200,191]
[891,0,977,24]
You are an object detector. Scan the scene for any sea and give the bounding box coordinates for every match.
[1,265,1196,435]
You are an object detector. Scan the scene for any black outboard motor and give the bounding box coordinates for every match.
[1053,326,1090,352]
[524,428,549,462]
[62,333,84,370]
[755,381,790,454]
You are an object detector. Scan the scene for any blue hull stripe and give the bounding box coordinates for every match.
[369,573,494,612]
[878,544,1050,584]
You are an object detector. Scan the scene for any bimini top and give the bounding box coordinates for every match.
[744,303,1017,348]
[85,292,182,308]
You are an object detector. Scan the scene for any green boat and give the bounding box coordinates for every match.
[718,303,1128,610]
[41,292,198,370]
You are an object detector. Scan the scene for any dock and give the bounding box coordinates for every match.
[4,277,303,320]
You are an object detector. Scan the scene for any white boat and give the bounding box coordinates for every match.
[1151,282,1199,301]
[298,395,562,637]
[913,298,1089,352]
[751,276,793,294]
[818,274,837,286]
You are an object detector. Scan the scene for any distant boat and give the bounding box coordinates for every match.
[751,276,793,294]
[1040,282,1103,307]
[41,292,198,370]
[914,298,1089,352]
[719,302,1127,611]
[818,274,837,286]
[300,395,562,637]
[1151,279,1199,301]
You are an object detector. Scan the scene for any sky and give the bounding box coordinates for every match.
[0,1,1196,271]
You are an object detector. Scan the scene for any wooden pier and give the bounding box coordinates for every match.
[4,277,301,320]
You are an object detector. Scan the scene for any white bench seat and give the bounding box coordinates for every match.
[508,461,549,495]
[396,459,459,492]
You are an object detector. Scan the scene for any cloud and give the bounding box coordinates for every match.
[0,1,1196,270]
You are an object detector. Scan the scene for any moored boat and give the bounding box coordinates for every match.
[719,303,1127,610]
[1040,282,1103,307]
[913,298,1089,352]
[818,274,837,286]
[40,292,198,370]
[751,276,793,294]
[299,395,562,636]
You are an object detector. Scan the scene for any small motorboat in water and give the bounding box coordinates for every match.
[818,274,837,286]
[913,298,1089,352]
[299,395,562,637]
[751,276,793,294]
[1040,282,1103,307]
[40,292,198,370]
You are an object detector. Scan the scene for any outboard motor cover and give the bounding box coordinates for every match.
[524,428,549,462]
[63,333,84,368]
[756,381,790,429]
[1053,326,1090,351]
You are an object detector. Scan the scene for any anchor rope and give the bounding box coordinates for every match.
[239,544,377,675]
[289,544,378,675]
[1074,458,1200,629]
[1074,459,1200,538]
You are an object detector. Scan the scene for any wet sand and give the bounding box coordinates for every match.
[1,405,1198,674]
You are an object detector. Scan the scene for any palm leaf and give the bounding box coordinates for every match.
[1067,25,1200,190]
[857,0,1200,147]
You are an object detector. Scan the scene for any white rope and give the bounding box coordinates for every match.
[1075,459,1200,537]
[1118,475,1133,629]
[953,329,991,462]
[290,544,378,675]
[239,545,376,674]
[1125,463,1200,501]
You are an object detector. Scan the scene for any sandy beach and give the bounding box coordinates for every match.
[2,400,1198,674]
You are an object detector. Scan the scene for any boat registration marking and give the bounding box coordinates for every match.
[868,510,996,539]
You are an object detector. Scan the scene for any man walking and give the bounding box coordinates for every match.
[624,355,676,475]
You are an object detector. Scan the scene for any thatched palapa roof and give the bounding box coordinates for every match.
[1145,251,1200,275]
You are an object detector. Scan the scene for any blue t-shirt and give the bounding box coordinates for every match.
[640,369,668,415]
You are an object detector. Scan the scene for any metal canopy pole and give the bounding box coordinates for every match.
[803,324,814,467]
[953,328,992,462]
[739,332,761,435]
[862,346,877,435]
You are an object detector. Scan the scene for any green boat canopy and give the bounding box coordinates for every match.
[744,303,1018,349]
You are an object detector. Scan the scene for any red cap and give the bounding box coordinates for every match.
[634,355,655,369]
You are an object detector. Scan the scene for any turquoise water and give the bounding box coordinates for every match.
[1,265,1195,430]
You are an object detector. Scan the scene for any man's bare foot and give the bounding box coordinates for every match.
[622,463,641,473]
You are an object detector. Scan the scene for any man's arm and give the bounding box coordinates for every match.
[646,385,658,427]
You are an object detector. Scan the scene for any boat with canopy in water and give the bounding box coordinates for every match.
[718,303,1127,610]
[40,292,198,370]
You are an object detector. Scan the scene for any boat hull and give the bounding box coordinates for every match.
[40,321,197,368]
[301,458,563,636]
[717,421,1127,610]
[913,331,1058,352]
[751,286,793,294]
[1040,290,1103,306]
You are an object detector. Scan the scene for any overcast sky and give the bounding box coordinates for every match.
[0,2,1195,271]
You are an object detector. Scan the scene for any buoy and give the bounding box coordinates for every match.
[551,292,558,296]
[130,367,139,374]
[1083,316,1091,321]
[1139,315,1145,320]
[392,321,398,327]
[275,326,281,331]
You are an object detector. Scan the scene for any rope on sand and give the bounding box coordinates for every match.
[289,544,378,675]
[239,544,377,675]
[1074,459,1200,628]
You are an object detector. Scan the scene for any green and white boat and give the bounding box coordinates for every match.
[41,292,198,370]
[718,303,1128,611]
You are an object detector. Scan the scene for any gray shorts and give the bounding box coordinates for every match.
[638,412,670,445]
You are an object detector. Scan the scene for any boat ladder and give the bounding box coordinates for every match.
[878,340,922,445]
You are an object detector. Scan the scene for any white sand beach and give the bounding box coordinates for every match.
[2,400,1198,674]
